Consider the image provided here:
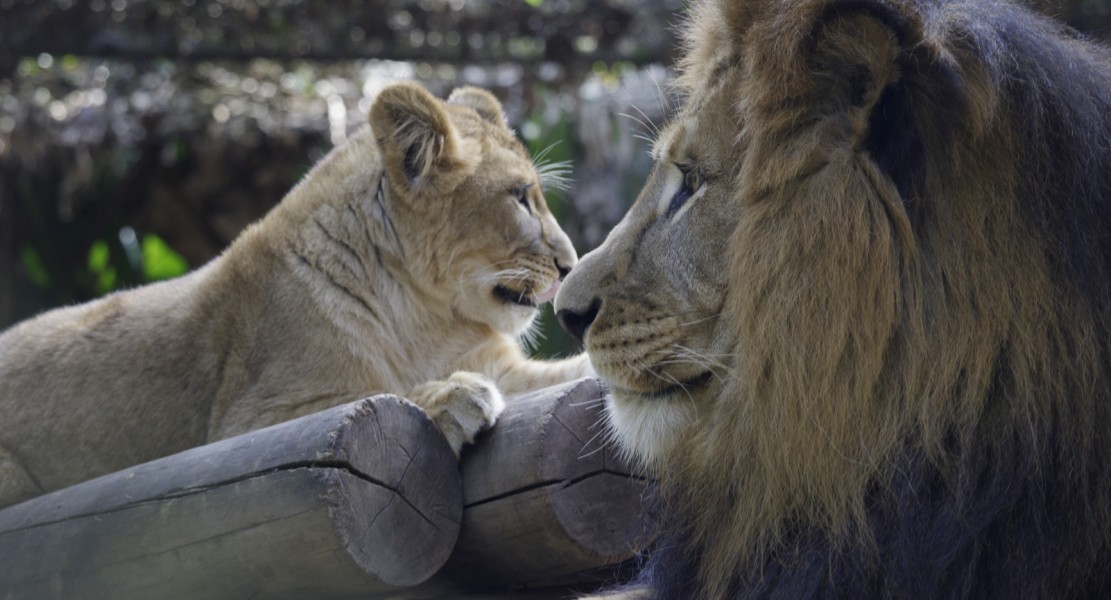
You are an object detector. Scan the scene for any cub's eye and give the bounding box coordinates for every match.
[512,183,534,213]
[667,164,705,217]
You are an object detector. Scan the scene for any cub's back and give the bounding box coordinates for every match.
[0,268,217,498]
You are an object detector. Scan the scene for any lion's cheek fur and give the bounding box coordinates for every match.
[725,154,904,466]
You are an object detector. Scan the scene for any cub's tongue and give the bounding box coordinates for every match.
[534,280,561,305]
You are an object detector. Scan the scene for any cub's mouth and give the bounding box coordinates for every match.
[493,285,537,308]
[493,280,561,309]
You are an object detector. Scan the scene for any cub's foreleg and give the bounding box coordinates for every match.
[495,352,594,395]
[459,335,595,396]
[407,371,505,458]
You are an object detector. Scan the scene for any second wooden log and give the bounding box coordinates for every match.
[447,377,652,589]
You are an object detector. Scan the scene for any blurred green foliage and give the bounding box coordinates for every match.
[24,231,188,298]
[142,235,190,281]
[0,1,684,361]
[86,240,116,294]
[523,89,581,358]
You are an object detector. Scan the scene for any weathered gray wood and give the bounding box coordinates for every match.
[0,395,462,599]
[442,377,652,589]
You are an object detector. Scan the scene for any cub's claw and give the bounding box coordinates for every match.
[408,371,505,458]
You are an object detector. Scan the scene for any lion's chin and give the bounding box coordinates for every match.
[605,388,698,470]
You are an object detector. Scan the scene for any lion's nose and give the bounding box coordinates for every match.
[556,299,600,343]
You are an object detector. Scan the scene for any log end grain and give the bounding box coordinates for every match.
[448,378,653,588]
[327,395,464,587]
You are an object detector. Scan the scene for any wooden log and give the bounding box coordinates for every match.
[0,395,462,600]
[439,377,652,591]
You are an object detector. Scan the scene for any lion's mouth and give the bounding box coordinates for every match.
[615,370,714,400]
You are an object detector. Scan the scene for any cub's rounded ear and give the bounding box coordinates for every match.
[448,86,507,128]
[370,82,466,191]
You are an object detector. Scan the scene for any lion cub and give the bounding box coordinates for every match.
[0,82,592,508]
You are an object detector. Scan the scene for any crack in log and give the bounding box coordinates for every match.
[0,460,431,537]
[463,470,645,510]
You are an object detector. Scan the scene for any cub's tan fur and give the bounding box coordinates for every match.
[558,0,1111,597]
[0,82,591,509]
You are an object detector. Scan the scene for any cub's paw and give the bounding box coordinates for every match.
[408,371,505,458]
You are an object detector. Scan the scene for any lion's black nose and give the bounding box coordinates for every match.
[556,299,600,343]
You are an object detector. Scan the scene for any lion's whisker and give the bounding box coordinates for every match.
[569,398,607,409]
[670,344,738,377]
[678,313,721,328]
[630,104,663,138]
[619,112,660,145]
[578,425,613,459]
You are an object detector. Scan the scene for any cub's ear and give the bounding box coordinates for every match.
[370,82,466,191]
[448,86,507,128]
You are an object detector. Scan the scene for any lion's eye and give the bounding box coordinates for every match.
[667,164,705,217]
[512,183,533,213]
[683,168,703,195]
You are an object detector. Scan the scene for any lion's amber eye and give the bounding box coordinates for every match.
[667,164,705,217]
[683,168,703,195]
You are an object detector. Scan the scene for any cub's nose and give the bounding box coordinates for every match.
[556,299,600,343]
[556,261,572,280]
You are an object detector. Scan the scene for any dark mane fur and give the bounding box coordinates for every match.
[643,0,1111,597]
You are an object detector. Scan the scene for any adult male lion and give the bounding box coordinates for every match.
[556,0,1111,597]
[0,82,591,509]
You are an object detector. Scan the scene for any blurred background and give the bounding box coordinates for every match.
[0,0,1107,358]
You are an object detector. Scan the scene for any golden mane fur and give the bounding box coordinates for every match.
[559,0,1111,597]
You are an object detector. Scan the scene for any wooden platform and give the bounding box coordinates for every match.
[0,378,650,599]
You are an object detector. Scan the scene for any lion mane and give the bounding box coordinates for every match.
[560,0,1111,597]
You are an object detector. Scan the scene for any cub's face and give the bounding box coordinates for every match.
[442,123,577,337]
[371,84,577,337]
[555,85,742,466]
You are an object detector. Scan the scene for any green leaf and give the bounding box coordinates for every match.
[87,239,110,271]
[523,0,542,6]
[20,246,51,288]
[86,240,118,294]
[96,267,118,295]
[142,234,189,281]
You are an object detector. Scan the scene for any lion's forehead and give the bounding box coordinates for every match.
[657,93,744,179]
